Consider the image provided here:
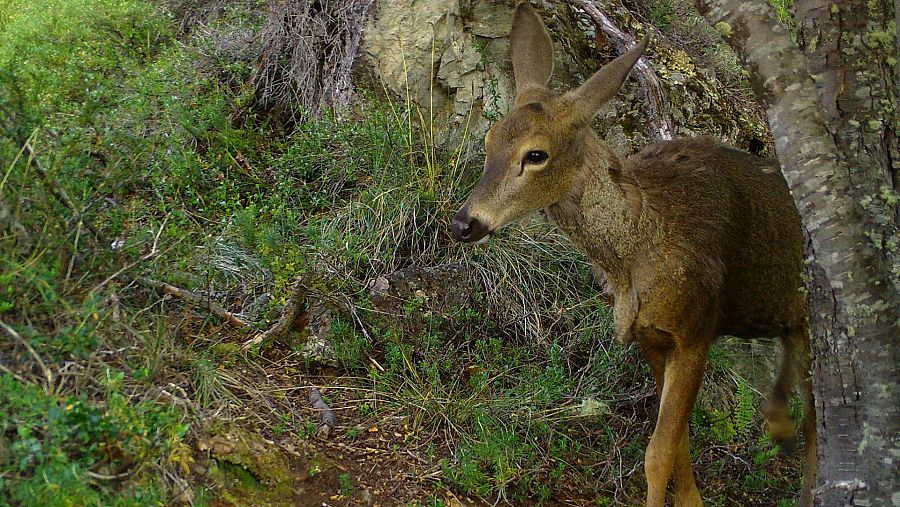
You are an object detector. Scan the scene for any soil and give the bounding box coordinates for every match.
[180,321,803,507]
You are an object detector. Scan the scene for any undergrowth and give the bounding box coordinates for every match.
[0,0,802,504]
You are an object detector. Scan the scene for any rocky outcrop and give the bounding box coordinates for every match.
[360,0,770,155]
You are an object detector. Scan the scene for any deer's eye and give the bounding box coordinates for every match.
[524,150,549,164]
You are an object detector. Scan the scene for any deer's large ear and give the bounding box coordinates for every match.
[569,35,649,125]
[510,2,554,94]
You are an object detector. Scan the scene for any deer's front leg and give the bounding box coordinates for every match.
[644,343,708,507]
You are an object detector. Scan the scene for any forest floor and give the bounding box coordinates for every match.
[0,0,804,505]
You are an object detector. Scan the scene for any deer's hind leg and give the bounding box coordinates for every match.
[764,331,800,450]
[764,327,816,506]
[642,340,708,507]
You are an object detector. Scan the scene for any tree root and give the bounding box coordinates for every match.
[243,276,309,349]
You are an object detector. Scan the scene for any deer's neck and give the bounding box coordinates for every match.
[547,135,658,288]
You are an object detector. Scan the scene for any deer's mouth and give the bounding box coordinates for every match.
[451,209,492,243]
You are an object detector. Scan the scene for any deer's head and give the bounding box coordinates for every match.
[451,2,647,243]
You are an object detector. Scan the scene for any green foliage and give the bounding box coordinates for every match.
[0,374,186,505]
[0,0,803,503]
[693,376,758,446]
[0,0,170,119]
[768,0,795,31]
[329,316,371,370]
[733,378,755,438]
[338,472,354,496]
[0,0,201,503]
[648,0,676,30]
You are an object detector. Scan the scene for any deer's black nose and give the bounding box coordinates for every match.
[451,209,490,243]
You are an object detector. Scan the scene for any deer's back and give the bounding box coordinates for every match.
[628,137,806,339]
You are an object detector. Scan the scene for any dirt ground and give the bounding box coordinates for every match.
[183,321,803,507]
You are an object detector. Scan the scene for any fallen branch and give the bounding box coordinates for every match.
[570,0,675,141]
[0,361,28,384]
[309,387,337,438]
[136,277,250,328]
[243,276,309,349]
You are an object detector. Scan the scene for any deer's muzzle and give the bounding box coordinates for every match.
[451,208,491,243]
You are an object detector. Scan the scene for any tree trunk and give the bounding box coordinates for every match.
[693,1,899,505]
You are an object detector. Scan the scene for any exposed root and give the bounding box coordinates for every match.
[243,276,308,349]
[309,387,337,438]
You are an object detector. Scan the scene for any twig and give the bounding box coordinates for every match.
[243,276,309,348]
[136,277,250,328]
[0,361,29,384]
[22,136,101,237]
[309,387,337,438]
[0,320,54,392]
[368,356,385,372]
[570,0,675,141]
[85,469,132,481]
[65,219,83,286]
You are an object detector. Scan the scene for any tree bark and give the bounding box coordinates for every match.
[693,1,899,505]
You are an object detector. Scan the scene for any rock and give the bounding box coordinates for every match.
[355,487,374,503]
[198,426,304,503]
[466,0,514,38]
[360,0,771,155]
[368,264,473,317]
[362,0,597,148]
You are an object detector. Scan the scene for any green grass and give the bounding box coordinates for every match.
[648,0,677,30]
[768,0,795,31]
[0,0,803,503]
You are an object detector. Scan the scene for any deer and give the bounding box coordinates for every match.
[450,3,816,506]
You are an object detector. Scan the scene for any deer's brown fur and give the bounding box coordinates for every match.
[450,3,816,506]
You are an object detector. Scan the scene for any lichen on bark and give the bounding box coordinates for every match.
[694,0,899,504]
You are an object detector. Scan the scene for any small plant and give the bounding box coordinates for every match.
[297,420,318,439]
[768,0,796,31]
[338,473,354,496]
[327,316,371,369]
[0,373,186,505]
[272,413,293,437]
[649,0,676,30]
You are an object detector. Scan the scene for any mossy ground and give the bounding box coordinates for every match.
[0,0,804,505]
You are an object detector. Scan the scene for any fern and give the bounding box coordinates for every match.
[710,408,736,444]
[733,378,755,439]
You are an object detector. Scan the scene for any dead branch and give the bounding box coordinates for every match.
[0,361,28,384]
[136,277,250,328]
[570,0,675,141]
[85,469,133,481]
[0,319,54,392]
[309,387,337,438]
[254,0,375,123]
